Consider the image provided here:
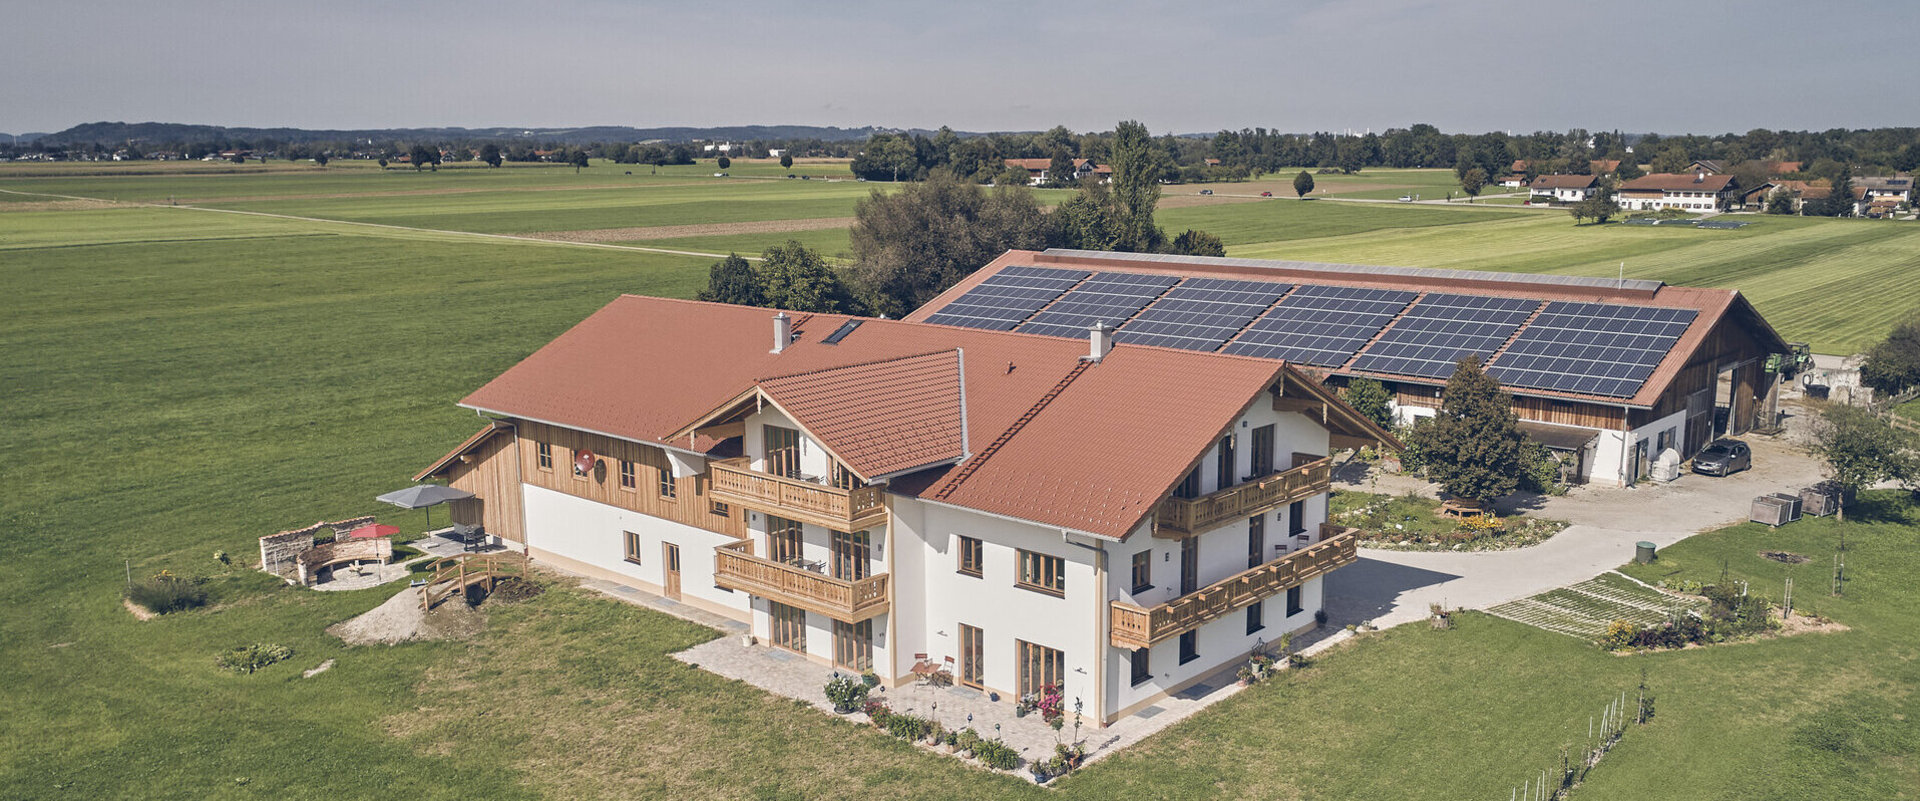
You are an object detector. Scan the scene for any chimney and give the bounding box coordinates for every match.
[1085,321,1114,362]
[771,312,791,354]
[1695,172,1705,183]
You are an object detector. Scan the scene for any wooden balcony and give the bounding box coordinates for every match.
[709,458,888,532]
[1154,457,1333,537]
[713,539,890,622]
[1110,529,1358,649]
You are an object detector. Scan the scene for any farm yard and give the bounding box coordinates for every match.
[3,162,1919,799]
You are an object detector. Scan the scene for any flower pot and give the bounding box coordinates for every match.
[740,634,755,647]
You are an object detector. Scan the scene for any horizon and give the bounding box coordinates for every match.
[4,0,1916,137]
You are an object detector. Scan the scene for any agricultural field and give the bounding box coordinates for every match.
[4,167,1918,799]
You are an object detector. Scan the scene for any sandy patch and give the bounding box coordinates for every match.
[328,587,485,645]
[123,599,155,620]
[0,199,129,212]
[529,216,854,242]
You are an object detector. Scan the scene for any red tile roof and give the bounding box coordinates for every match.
[1004,158,1052,171]
[757,350,966,479]
[456,295,1361,539]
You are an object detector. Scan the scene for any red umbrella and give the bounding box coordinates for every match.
[344,523,402,540]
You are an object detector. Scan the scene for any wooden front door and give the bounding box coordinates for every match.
[770,601,806,653]
[959,623,984,689]
[662,542,681,600]
[765,425,802,478]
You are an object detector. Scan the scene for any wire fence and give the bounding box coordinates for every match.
[1504,679,1654,801]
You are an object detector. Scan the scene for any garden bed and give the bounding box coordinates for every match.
[1331,490,1568,551]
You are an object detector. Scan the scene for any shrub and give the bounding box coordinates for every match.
[823,673,871,713]
[883,712,934,741]
[1603,619,1637,651]
[974,737,1021,770]
[125,571,209,614]
[216,643,293,674]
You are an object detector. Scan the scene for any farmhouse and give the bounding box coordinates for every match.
[1526,174,1599,203]
[415,295,1393,726]
[1003,157,1110,186]
[909,250,1789,487]
[1616,172,1740,212]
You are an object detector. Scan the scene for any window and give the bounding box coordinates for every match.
[764,425,801,478]
[1178,630,1199,664]
[535,441,553,471]
[1286,585,1304,617]
[830,461,865,490]
[709,500,731,517]
[622,531,642,565]
[1017,639,1064,696]
[831,530,870,581]
[1173,466,1202,499]
[1247,514,1265,569]
[658,466,678,500]
[833,619,872,671]
[1130,550,1152,594]
[770,601,806,653]
[767,516,803,564]
[959,624,985,688]
[957,535,984,578]
[1288,499,1307,537]
[1246,599,1265,634]
[1129,647,1150,686]
[1016,549,1065,596]
[619,459,636,490]
[1179,537,1198,596]
[1215,434,1236,490]
[1250,424,1275,477]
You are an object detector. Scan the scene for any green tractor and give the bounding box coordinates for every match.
[1767,342,1813,380]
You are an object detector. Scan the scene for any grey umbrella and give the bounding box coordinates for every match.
[376,484,476,532]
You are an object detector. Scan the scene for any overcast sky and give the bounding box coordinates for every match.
[4,0,1915,136]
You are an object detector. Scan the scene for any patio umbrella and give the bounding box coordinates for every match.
[375,484,476,532]
[343,523,402,540]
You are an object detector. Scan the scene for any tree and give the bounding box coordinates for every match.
[1803,403,1913,521]
[1615,159,1644,181]
[479,143,502,167]
[1570,184,1618,224]
[1168,229,1225,257]
[378,158,388,168]
[1343,378,1393,430]
[780,152,793,170]
[1046,148,1075,188]
[1650,144,1690,174]
[1765,188,1796,215]
[1403,357,1525,507]
[1809,168,1855,217]
[757,240,860,314]
[313,151,329,167]
[697,254,765,306]
[1859,317,1920,397]
[409,145,435,172]
[1460,167,1487,201]
[847,173,1049,316]
[572,150,590,173]
[1292,170,1315,198]
[1106,120,1168,253]
[717,155,731,170]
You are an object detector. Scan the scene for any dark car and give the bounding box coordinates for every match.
[1691,440,1752,476]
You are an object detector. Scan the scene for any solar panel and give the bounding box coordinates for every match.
[1488,302,1698,398]
[1222,285,1418,366]
[1349,293,1540,379]
[1017,272,1179,338]
[1113,278,1291,351]
[920,266,1089,331]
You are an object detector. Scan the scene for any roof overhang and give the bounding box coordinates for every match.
[664,386,893,485]
[413,421,511,482]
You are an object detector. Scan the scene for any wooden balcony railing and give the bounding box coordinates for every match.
[1110,529,1358,649]
[713,539,890,622]
[1154,457,1333,537]
[708,458,888,532]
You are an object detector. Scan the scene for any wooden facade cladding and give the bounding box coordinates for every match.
[708,457,888,532]
[713,539,890,622]
[443,428,526,543]
[1154,457,1333,537]
[1111,528,1359,649]
[515,420,746,540]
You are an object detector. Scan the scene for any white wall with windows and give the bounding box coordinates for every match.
[520,483,748,616]
[1109,576,1324,717]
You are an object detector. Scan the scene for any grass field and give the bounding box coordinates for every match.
[4,168,1919,799]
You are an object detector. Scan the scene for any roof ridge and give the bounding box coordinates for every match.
[756,348,958,384]
[933,359,1092,500]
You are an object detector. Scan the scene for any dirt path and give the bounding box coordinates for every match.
[0,198,133,212]
[529,216,854,243]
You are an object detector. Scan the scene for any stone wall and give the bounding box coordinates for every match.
[258,516,376,580]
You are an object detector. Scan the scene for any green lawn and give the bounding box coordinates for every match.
[5,182,1919,799]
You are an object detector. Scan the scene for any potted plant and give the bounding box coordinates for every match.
[859,669,879,688]
[823,673,870,714]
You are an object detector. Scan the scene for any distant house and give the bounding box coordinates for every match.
[1762,161,1803,176]
[1527,174,1599,203]
[1499,173,1528,188]
[1687,160,1727,175]
[1853,176,1913,204]
[1616,173,1740,212]
[1590,159,1621,175]
[1003,157,1108,186]
[767,149,786,159]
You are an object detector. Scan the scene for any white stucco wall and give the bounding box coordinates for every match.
[521,483,748,615]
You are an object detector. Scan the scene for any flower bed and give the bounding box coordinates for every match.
[1332,490,1568,551]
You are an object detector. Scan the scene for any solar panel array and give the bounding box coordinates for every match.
[920,266,1088,330]
[1017,272,1179,338]
[1349,293,1540,379]
[917,266,1704,400]
[1488,302,1698,398]
[1113,278,1292,351]
[1223,285,1417,366]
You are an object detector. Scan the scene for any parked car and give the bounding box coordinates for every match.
[1261,191,1273,197]
[1199,189,1213,195]
[1691,440,1752,476]
[1399,195,1413,202]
